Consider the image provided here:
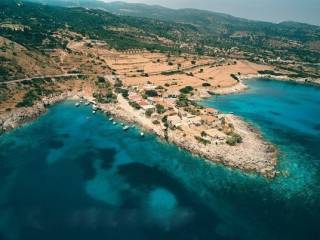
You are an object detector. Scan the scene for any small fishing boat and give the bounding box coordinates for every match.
[123,126,129,131]
[109,117,113,121]
[75,102,80,107]
[92,110,96,114]
[85,102,90,106]
[113,121,117,125]
[140,132,144,137]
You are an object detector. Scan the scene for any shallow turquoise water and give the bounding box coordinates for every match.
[0,78,320,239]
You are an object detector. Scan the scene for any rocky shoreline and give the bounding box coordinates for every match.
[240,73,320,87]
[0,92,74,133]
[202,73,320,97]
[0,84,279,178]
[93,95,278,178]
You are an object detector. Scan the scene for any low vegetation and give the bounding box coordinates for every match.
[129,100,141,110]
[93,91,117,103]
[226,132,243,146]
[161,70,182,75]
[195,136,211,145]
[16,85,56,107]
[156,104,166,114]
[144,90,158,97]
[115,87,129,98]
[230,74,239,82]
[257,70,283,76]
[145,108,154,117]
[179,86,193,94]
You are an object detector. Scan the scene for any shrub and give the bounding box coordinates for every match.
[155,85,164,90]
[145,90,158,97]
[152,120,160,125]
[129,101,141,110]
[230,74,239,82]
[16,89,40,107]
[93,91,117,103]
[257,70,283,76]
[156,104,166,114]
[161,70,182,75]
[179,86,193,94]
[195,136,211,145]
[114,79,123,88]
[97,76,105,83]
[115,88,129,98]
[145,108,154,117]
[161,115,168,128]
[176,94,189,107]
[0,66,9,77]
[226,133,243,146]
[201,131,207,137]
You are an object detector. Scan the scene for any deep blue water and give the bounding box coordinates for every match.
[0,78,320,240]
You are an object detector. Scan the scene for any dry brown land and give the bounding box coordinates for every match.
[105,51,272,90]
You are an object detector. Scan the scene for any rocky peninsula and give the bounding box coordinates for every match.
[0,74,278,178]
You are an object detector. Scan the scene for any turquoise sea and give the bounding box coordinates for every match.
[0,78,320,240]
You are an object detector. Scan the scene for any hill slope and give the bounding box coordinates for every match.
[0,0,199,81]
[0,0,197,51]
[26,0,320,63]
[27,0,320,41]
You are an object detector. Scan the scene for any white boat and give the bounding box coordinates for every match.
[109,117,113,121]
[123,126,129,131]
[113,121,117,125]
[140,132,144,137]
[75,102,80,107]
[85,102,90,106]
[92,110,96,114]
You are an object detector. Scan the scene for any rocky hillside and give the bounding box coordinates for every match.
[28,0,320,63]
